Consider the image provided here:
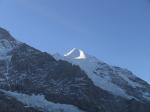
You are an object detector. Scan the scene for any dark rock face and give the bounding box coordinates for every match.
[120,99,150,112]
[6,44,122,112]
[0,28,150,112]
[0,28,16,41]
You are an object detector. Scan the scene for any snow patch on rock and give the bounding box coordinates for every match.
[143,92,150,101]
[0,89,84,112]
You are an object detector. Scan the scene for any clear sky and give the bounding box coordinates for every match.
[0,0,150,83]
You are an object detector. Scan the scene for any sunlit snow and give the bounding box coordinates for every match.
[64,48,86,59]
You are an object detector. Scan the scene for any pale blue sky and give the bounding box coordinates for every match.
[0,0,150,83]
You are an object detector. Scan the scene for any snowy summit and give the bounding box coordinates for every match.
[64,48,87,59]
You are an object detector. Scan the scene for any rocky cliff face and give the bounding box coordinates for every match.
[0,27,150,112]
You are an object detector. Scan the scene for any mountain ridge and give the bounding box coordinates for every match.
[54,48,150,101]
[0,27,150,112]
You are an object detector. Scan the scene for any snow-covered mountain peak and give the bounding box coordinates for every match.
[64,48,87,59]
[54,49,150,100]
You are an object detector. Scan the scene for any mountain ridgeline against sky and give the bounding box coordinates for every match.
[54,48,150,100]
[0,27,150,112]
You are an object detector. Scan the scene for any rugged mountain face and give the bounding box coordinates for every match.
[0,28,17,50]
[55,48,150,101]
[0,27,150,112]
[54,48,150,111]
